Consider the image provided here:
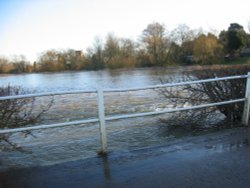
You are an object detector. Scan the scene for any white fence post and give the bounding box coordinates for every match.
[97,88,108,154]
[242,72,250,126]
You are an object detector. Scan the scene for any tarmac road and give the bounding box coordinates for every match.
[1,127,250,188]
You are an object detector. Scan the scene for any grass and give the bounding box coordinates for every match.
[220,57,250,65]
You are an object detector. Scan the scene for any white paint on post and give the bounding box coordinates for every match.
[242,72,250,126]
[97,88,108,154]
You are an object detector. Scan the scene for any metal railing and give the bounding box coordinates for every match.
[0,73,250,154]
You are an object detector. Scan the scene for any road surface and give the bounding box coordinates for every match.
[1,127,250,188]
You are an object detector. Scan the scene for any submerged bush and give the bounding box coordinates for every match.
[0,85,53,129]
[159,65,250,131]
[0,85,53,149]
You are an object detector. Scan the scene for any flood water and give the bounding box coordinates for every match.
[0,67,203,170]
[0,67,189,92]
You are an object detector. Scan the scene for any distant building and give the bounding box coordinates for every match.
[240,48,250,57]
[75,50,82,57]
[75,50,83,61]
[184,55,195,63]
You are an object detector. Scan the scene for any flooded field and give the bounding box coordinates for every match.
[0,66,225,170]
[0,89,177,170]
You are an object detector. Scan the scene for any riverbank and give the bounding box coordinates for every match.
[1,127,250,188]
[1,57,250,76]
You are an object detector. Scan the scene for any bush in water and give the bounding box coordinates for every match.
[159,65,250,131]
[0,85,53,149]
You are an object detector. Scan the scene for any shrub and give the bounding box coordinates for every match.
[159,65,250,131]
[0,85,53,149]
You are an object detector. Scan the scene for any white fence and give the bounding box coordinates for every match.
[0,73,250,154]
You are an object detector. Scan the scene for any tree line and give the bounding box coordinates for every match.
[1,22,250,73]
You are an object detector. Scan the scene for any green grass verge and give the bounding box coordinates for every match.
[220,57,250,65]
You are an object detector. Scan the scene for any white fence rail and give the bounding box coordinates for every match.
[0,73,250,154]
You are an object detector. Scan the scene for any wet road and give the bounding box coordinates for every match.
[1,127,250,188]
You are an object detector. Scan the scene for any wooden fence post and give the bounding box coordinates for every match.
[97,88,108,154]
[242,72,250,126]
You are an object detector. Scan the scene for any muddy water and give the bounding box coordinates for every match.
[0,89,176,170]
[0,68,178,92]
[0,67,208,170]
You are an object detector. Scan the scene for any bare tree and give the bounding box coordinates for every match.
[193,33,223,64]
[0,57,9,73]
[86,37,105,70]
[0,85,53,149]
[141,22,170,66]
[248,21,250,33]
[170,24,195,45]
[159,65,250,131]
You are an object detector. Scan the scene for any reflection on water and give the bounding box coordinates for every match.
[210,138,250,153]
[97,135,250,184]
[101,156,112,185]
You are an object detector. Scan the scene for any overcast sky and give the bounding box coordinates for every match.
[0,0,250,62]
